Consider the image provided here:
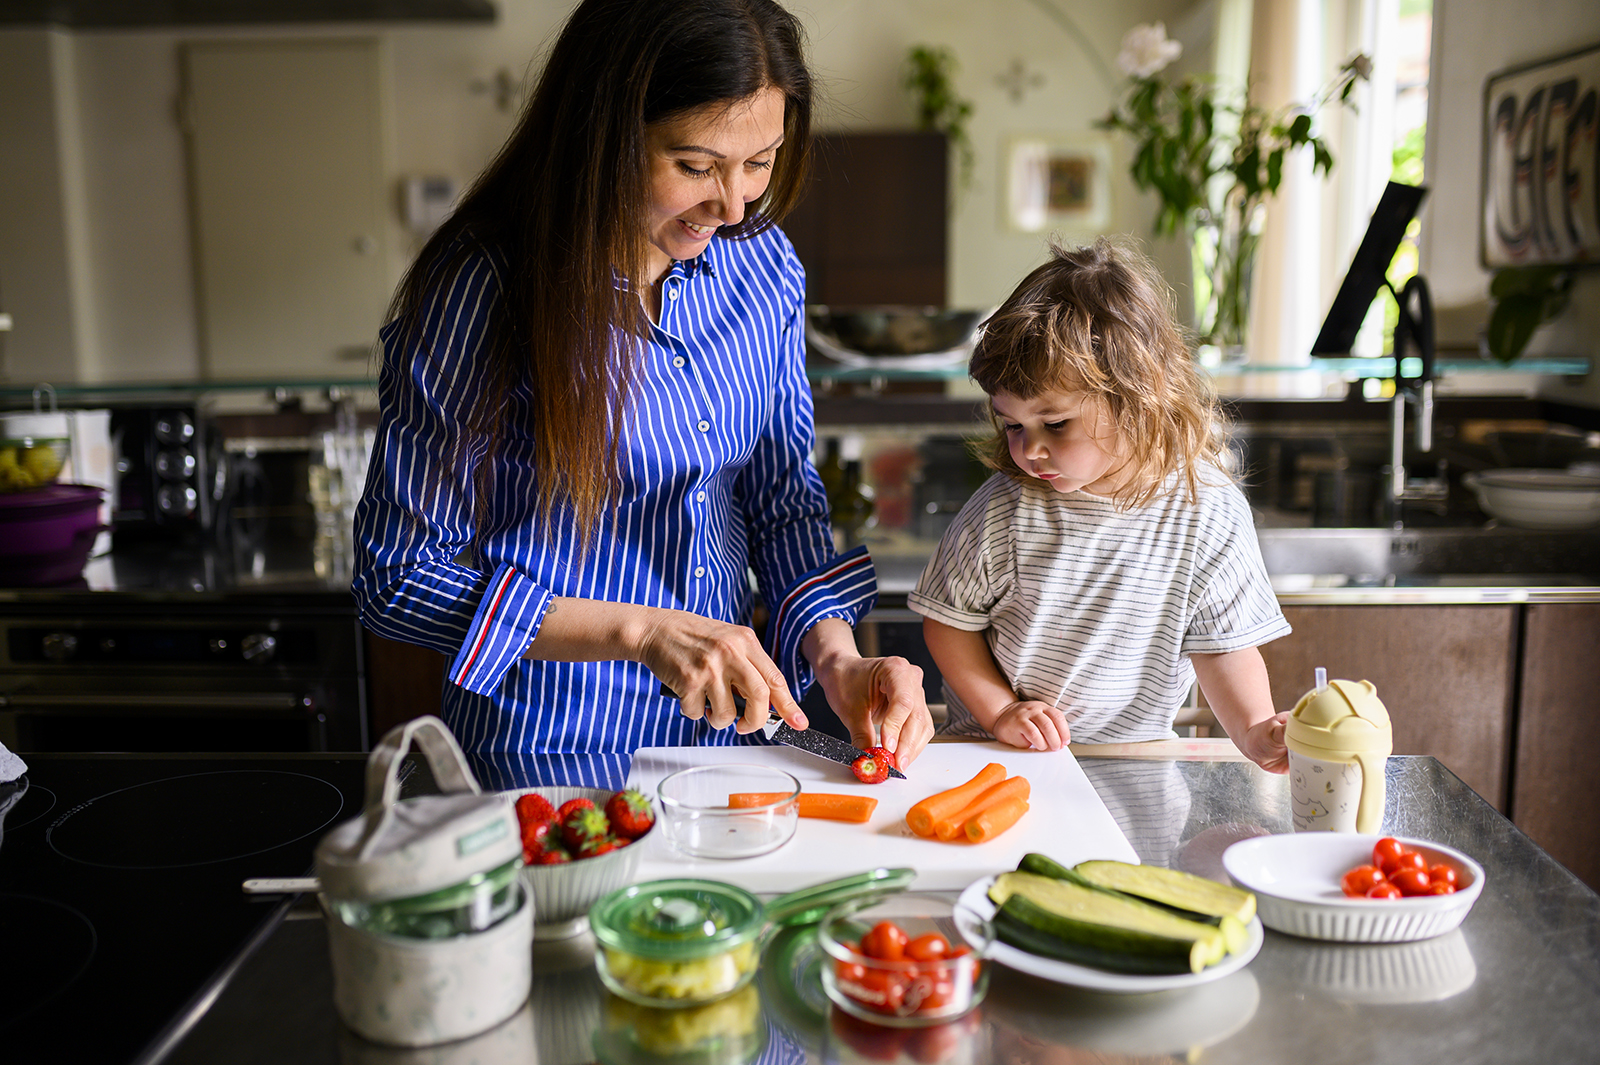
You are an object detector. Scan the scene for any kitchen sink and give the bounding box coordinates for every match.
[1254,525,1600,577]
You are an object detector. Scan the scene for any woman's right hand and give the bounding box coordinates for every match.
[638,609,806,736]
[991,700,1071,751]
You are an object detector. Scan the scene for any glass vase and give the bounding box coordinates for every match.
[1189,196,1263,364]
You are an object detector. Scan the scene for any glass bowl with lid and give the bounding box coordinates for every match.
[589,868,916,1009]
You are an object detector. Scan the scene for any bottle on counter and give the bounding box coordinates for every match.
[1286,669,1393,834]
[817,434,875,548]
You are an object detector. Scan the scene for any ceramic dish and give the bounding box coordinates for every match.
[510,785,648,939]
[1221,833,1484,943]
[1463,468,1600,530]
[954,876,1264,994]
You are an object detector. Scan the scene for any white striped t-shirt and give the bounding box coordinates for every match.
[908,470,1290,744]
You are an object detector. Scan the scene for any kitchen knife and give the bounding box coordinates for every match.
[658,680,905,778]
[763,713,907,779]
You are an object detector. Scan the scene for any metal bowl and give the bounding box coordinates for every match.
[805,306,986,370]
[1463,469,1600,530]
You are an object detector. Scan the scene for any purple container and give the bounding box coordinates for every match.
[0,483,106,586]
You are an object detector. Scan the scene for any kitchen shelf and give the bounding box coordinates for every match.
[0,377,377,408]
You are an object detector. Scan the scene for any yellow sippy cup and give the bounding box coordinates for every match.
[1286,671,1393,833]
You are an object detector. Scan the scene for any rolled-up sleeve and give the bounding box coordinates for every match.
[351,248,556,696]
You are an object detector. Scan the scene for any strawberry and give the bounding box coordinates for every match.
[515,792,558,826]
[851,749,890,785]
[578,835,622,858]
[555,797,596,822]
[560,805,611,853]
[535,840,573,865]
[603,789,655,839]
[867,746,898,772]
[520,819,555,864]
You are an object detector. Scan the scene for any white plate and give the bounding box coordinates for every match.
[955,875,1263,994]
[1221,833,1483,943]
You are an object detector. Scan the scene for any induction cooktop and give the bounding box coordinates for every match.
[0,754,367,1065]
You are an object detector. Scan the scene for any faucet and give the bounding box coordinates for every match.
[1386,274,1448,526]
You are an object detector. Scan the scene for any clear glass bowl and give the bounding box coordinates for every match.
[0,436,68,493]
[589,878,766,1008]
[656,764,800,859]
[818,893,991,1028]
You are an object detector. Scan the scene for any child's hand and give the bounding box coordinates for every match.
[1237,711,1290,773]
[991,701,1071,751]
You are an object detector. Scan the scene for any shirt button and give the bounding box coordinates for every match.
[693,566,705,578]
[667,287,680,300]
[673,356,685,368]
[697,420,710,432]
[696,491,706,502]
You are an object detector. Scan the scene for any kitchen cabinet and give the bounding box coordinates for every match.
[1512,603,1600,890]
[1258,605,1519,810]
[364,630,445,740]
[183,38,393,379]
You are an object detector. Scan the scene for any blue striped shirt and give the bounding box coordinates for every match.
[352,225,877,753]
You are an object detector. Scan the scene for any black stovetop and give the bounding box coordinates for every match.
[0,754,367,1065]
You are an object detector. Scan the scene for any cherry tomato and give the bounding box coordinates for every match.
[1390,868,1432,896]
[1394,850,1427,874]
[859,920,909,961]
[1428,863,1459,889]
[1372,837,1407,870]
[906,933,950,962]
[1428,881,1458,895]
[1366,881,1403,899]
[834,958,868,984]
[860,967,908,1013]
[830,1008,907,1061]
[1341,864,1387,897]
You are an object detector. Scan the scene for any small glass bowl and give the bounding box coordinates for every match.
[589,878,766,1008]
[818,894,991,1028]
[656,764,800,859]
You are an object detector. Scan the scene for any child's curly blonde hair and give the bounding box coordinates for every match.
[969,237,1226,508]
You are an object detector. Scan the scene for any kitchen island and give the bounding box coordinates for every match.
[136,747,1600,1065]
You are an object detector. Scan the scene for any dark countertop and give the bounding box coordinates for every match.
[149,750,1600,1065]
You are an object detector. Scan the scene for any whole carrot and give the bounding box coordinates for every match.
[964,797,1029,843]
[933,775,1031,840]
[728,792,879,823]
[905,763,1007,838]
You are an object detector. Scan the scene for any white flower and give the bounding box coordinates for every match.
[1117,22,1182,79]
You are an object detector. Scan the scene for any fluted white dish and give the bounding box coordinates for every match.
[1463,468,1600,529]
[511,785,648,939]
[1222,833,1483,943]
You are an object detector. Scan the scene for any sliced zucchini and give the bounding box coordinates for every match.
[988,872,1229,973]
[992,894,1200,974]
[1072,860,1257,925]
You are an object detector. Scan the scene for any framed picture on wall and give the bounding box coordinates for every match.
[1480,41,1600,268]
[1003,135,1112,233]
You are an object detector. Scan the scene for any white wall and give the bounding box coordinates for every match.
[1424,0,1600,409]
[1,0,1191,385]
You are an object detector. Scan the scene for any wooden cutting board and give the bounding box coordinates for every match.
[625,740,1138,893]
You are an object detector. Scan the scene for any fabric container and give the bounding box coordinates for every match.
[315,716,531,1046]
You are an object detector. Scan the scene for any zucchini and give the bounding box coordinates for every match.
[992,894,1199,975]
[1016,852,1100,889]
[988,872,1229,973]
[1072,860,1257,925]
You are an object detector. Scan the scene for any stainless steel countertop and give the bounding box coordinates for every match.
[164,754,1600,1065]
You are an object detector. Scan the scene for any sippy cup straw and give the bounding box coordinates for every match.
[1314,667,1327,690]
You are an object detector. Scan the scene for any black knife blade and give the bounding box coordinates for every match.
[764,716,907,779]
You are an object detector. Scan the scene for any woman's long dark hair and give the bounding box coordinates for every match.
[388,0,814,549]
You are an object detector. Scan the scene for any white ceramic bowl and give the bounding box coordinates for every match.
[512,785,648,939]
[1463,468,1600,530]
[656,764,800,859]
[1221,833,1484,943]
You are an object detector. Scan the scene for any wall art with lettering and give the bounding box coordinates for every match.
[1481,42,1600,267]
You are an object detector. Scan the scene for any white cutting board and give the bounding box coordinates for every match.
[626,741,1138,893]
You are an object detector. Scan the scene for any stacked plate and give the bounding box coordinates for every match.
[1463,468,1600,530]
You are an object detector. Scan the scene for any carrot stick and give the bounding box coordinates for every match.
[728,792,879,823]
[933,776,1031,840]
[904,763,1007,838]
[964,797,1029,843]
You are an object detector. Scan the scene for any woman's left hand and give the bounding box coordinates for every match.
[815,653,935,770]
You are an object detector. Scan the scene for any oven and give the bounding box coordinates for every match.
[0,602,366,753]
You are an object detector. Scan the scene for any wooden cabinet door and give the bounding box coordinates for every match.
[1258,605,1518,810]
[1514,603,1600,890]
[183,39,391,379]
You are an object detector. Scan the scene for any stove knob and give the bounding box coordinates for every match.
[241,633,278,664]
[42,632,79,662]
[156,483,198,516]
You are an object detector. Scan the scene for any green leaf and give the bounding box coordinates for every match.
[1288,113,1313,143]
[1485,293,1545,363]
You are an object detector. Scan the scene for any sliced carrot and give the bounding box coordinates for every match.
[933,775,1031,840]
[904,763,1007,838]
[727,792,879,823]
[964,797,1029,843]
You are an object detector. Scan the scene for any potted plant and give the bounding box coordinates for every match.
[1097,23,1369,360]
[1485,265,1573,364]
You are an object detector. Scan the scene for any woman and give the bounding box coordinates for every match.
[352,0,933,765]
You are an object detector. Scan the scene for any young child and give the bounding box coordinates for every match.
[909,238,1293,773]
